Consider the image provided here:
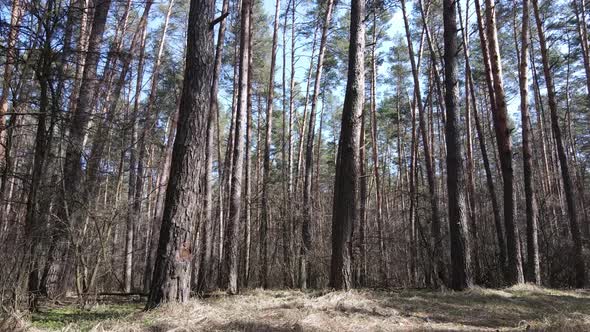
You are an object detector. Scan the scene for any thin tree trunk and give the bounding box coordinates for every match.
[517,0,540,285]
[224,0,251,294]
[457,0,481,283]
[301,0,334,289]
[369,12,387,286]
[142,0,176,292]
[260,0,281,289]
[401,0,444,286]
[196,0,227,293]
[281,0,294,287]
[125,14,150,294]
[295,22,320,193]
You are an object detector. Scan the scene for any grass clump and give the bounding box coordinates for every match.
[30,303,142,331]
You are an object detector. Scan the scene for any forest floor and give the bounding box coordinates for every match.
[4,284,590,331]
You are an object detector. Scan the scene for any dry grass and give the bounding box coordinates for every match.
[13,285,590,331]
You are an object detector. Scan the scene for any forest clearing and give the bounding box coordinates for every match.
[3,285,590,331]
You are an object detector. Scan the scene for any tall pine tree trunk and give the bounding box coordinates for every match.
[518,0,540,285]
[401,0,444,286]
[146,0,214,308]
[444,0,473,291]
[301,0,334,289]
[260,0,281,289]
[479,0,524,284]
[224,0,251,294]
[329,0,364,290]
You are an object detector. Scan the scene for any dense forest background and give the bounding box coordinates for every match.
[0,0,589,311]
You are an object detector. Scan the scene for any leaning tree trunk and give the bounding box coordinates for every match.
[329,0,364,290]
[145,0,214,308]
[532,0,586,288]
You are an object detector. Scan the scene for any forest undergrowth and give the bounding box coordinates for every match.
[3,284,590,331]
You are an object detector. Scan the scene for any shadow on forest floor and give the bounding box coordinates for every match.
[12,284,590,331]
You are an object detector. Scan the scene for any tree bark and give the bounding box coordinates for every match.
[481,0,525,285]
[196,0,226,294]
[517,0,540,285]
[260,0,281,289]
[329,0,364,290]
[146,0,213,308]
[142,0,175,292]
[369,12,387,286]
[224,0,251,294]
[125,14,150,294]
[443,0,473,290]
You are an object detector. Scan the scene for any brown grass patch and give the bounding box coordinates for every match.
[22,285,590,331]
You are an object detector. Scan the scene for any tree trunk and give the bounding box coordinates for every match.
[145,105,180,292]
[480,0,525,285]
[145,0,213,308]
[196,0,227,294]
[142,0,175,292]
[260,0,281,289]
[329,0,364,290]
[301,0,334,289]
[457,0,481,283]
[281,0,294,288]
[125,14,149,294]
[517,0,540,285]
[443,0,473,291]
[369,12,387,286]
[224,0,251,294]
[401,0,444,287]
